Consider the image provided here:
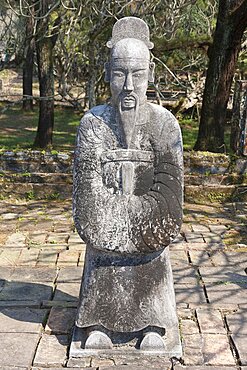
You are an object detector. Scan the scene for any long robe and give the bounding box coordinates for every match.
[73,102,183,332]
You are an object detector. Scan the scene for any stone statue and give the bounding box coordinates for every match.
[70,17,183,358]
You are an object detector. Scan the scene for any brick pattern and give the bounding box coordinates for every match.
[0,199,246,369]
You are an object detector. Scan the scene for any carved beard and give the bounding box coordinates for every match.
[116,92,139,149]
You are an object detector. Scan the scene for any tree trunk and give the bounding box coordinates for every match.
[34,37,54,148]
[194,0,247,153]
[87,43,97,109]
[33,0,59,148]
[23,15,35,111]
[230,80,247,154]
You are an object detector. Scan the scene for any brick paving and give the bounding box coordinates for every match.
[0,199,246,369]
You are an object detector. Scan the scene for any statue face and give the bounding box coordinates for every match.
[109,39,152,109]
[110,59,149,108]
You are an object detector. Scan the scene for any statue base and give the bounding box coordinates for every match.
[69,325,182,359]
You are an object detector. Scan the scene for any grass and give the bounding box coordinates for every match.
[0,104,81,151]
[0,103,231,152]
[179,117,199,150]
[180,115,231,152]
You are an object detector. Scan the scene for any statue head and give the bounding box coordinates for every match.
[105,17,155,110]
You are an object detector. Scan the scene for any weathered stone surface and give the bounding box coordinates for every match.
[231,334,247,365]
[0,367,28,370]
[196,308,226,334]
[71,16,183,357]
[100,367,169,370]
[0,333,40,367]
[0,308,47,333]
[226,309,247,335]
[180,319,200,335]
[205,283,247,304]
[199,266,247,284]
[175,366,237,369]
[0,212,19,220]
[208,224,228,233]
[189,250,213,266]
[0,281,53,301]
[172,267,199,285]
[109,355,172,368]
[221,251,247,266]
[46,232,69,244]
[54,282,80,301]
[42,300,77,308]
[0,267,14,281]
[66,357,91,367]
[189,302,238,310]
[201,233,222,244]
[202,334,235,365]
[18,248,39,267]
[32,368,94,370]
[78,251,85,266]
[210,251,229,266]
[0,300,41,308]
[33,334,68,367]
[0,280,5,292]
[57,266,83,282]
[0,196,245,368]
[10,267,57,282]
[4,232,27,247]
[175,284,207,304]
[182,333,204,365]
[68,232,83,243]
[36,250,58,265]
[56,250,80,266]
[184,233,205,243]
[0,249,21,266]
[91,358,115,367]
[185,242,208,250]
[177,308,193,320]
[170,250,188,266]
[28,231,47,245]
[45,307,76,334]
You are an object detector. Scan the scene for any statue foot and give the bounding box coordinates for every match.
[140,331,165,351]
[85,330,113,350]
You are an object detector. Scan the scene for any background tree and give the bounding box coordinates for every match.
[22,10,35,111]
[194,0,247,152]
[33,0,60,148]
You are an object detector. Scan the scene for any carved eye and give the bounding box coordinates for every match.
[113,71,124,78]
[133,71,145,78]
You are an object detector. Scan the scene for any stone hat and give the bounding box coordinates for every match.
[107,17,154,49]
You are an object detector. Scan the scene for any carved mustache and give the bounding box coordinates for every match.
[118,91,139,103]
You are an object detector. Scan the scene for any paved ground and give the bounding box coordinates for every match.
[0,199,246,370]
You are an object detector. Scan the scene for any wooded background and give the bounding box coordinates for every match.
[0,0,247,152]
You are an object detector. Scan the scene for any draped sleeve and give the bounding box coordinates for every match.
[128,104,183,251]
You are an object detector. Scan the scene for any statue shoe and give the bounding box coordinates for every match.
[140,332,165,351]
[85,330,113,349]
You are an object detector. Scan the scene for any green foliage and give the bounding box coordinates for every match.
[25,190,35,200]
[46,192,61,200]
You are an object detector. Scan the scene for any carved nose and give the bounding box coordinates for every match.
[123,73,134,92]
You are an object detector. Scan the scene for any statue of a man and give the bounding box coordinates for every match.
[72,17,183,356]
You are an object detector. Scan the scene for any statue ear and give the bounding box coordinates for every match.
[104,62,111,83]
[148,62,155,83]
